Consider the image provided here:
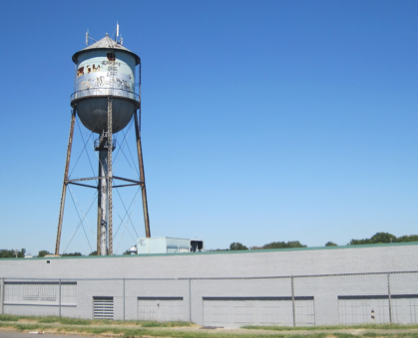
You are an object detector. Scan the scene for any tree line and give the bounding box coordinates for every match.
[218,232,418,251]
[0,249,133,258]
[37,250,132,257]
[1,232,417,257]
[0,248,26,258]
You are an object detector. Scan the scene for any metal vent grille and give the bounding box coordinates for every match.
[93,297,114,319]
[4,282,76,305]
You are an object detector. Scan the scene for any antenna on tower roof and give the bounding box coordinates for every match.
[116,22,123,45]
[85,29,97,46]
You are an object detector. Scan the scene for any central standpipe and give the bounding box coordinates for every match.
[98,146,109,255]
[95,130,114,256]
[107,98,113,255]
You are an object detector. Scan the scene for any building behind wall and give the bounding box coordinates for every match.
[136,237,204,254]
[1,242,418,327]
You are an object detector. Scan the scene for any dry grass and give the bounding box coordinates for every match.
[2,315,418,338]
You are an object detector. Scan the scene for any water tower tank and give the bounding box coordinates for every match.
[71,34,140,134]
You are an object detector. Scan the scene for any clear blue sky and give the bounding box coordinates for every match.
[0,0,417,255]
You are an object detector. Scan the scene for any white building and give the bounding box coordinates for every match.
[136,237,204,254]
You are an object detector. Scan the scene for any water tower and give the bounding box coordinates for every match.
[55,28,151,256]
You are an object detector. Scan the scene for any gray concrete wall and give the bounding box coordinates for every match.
[0,243,417,327]
[1,243,418,279]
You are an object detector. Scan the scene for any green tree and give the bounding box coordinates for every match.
[325,241,338,246]
[262,241,306,249]
[349,232,396,245]
[38,250,51,257]
[349,238,369,245]
[61,252,83,256]
[370,232,396,244]
[0,250,13,258]
[88,251,98,256]
[0,248,26,258]
[395,235,418,242]
[229,242,249,250]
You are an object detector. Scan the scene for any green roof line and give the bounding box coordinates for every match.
[1,241,417,261]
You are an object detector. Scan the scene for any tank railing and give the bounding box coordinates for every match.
[71,88,140,102]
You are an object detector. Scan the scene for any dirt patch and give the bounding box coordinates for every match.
[99,332,124,337]
[0,327,20,332]
[45,331,99,337]
[17,319,37,324]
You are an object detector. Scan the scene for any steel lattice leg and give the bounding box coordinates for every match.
[107,98,113,254]
[134,111,151,237]
[55,109,76,255]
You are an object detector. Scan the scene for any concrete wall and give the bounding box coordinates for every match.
[1,242,418,279]
[1,243,418,327]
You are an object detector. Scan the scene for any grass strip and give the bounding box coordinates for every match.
[0,314,191,327]
[3,315,418,338]
[37,316,93,325]
[0,323,355,338]
[0,315,19,322]
[4,322,418,338]
[243,324,418,331]
[140,320,191,327]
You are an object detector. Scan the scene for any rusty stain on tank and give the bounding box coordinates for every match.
[77,67,84,78]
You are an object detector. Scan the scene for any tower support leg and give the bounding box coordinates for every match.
[134,110,151,237]
[55,109,76,255]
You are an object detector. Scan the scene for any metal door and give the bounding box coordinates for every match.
[137,297,185,321]
[203,297,314,327]
[203,298,294,327]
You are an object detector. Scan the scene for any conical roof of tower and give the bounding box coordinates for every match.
[72,34,140,65]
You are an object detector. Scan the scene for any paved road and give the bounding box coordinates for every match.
[0,332,88,338]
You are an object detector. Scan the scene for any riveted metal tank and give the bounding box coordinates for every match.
[71,34,140,134]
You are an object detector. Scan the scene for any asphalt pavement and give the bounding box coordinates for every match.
[0,332,88,338]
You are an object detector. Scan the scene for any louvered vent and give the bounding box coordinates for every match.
[93,297,114,319]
